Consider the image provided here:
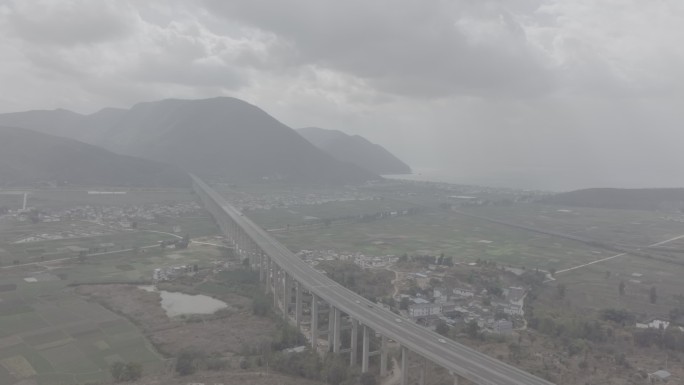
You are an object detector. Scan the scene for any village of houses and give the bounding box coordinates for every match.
[296,249,527,336]
[2,197,203,244]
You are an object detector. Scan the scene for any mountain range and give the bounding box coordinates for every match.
[0,126,189,187]
[297,127,411,175]
[0,97,382,185]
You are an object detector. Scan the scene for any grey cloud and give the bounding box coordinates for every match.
[203,0,555,98]
[5,0,136,46]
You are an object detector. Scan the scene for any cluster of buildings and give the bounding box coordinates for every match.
[296,249,399,269]
[404,285,527,335]
[152,264,198,282]
[217,184,374,211]
[7,201,201,244]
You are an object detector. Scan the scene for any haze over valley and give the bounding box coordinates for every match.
[1,1,684,385]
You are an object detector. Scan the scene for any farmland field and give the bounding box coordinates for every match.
[269,201,684,320]
[271,210,609,271]
[244,198,420,229]
[0,188,225,384]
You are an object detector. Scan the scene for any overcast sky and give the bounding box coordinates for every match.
[1,0,683,190]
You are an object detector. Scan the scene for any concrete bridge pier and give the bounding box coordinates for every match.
[327,306,334,350]
[332,307,341,353]
[380,335,388,377]
[362,325,370,373]
[272,265,280,309]
[265,256,272,293]
[283,272,292,314]
[400,345,408,385]
[295,282,303,329]
[259,253,266,283]
[311,294,319,349]
[350,319,358,365]
[419,357,428,385]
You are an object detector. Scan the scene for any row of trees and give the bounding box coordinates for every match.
[397,253,455,267]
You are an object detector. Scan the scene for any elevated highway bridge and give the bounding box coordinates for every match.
[192,175,554,385]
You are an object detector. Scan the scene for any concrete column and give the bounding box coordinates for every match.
[453,375,460,385]
[273,265,279,308]
[265,257,271,293]
[350,319,358,365]
[419,357,427,385]
[249,240,255,269]
[295,282,303,329]
[259,253,265,282]
[362,325,369,373]
[400,346,408,385]
[283,272,291,314]
[333,307,341,353]
[380,335,388,377]
[327,306,334,350]
[311,294,319,349]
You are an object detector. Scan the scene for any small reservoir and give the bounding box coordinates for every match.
[139,286,228,317]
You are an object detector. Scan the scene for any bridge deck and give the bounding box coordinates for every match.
[192,176,554,385]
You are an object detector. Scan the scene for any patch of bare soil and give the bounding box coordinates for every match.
[74,284,275,356]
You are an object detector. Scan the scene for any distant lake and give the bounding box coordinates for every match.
[139,286,228,317]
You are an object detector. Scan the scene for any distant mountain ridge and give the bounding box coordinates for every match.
[0,126,189,187]
[0,97,378,184]
[545,188,684,210]
[298,127,411,175]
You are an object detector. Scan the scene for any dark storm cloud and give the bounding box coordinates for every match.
[203,0,555,98]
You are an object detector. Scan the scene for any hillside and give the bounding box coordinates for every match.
[0,126,189,187]
[545,188,684,210]
[298,127,411,175]
[0,98,377,184]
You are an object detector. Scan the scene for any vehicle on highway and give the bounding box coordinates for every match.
[438,338,447,344]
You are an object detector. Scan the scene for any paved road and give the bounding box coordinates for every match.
[193,176,554,385]
[556,233,684,275]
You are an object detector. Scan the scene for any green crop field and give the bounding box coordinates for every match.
[271,202,684,320]
[0,186,222,385]
[271,210,609,271]
[245,198,420,229]
[0,291,163,385]
[462,203,684,247]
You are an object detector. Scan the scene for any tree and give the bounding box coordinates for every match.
[399,297,410,310]
[674,294,684,308]
[650,286,658,304]
[110,362,142,382]
[325,358,349,385]
[176,350,203,375]
[435,320,449,336]
[557,284,566,299]
[549,268,556,277]
[619,280,626,296]
[466,320,480,339]
[508,343,523,362]
[359,372,377,385]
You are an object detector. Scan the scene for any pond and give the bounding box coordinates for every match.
[139,286,228,317]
